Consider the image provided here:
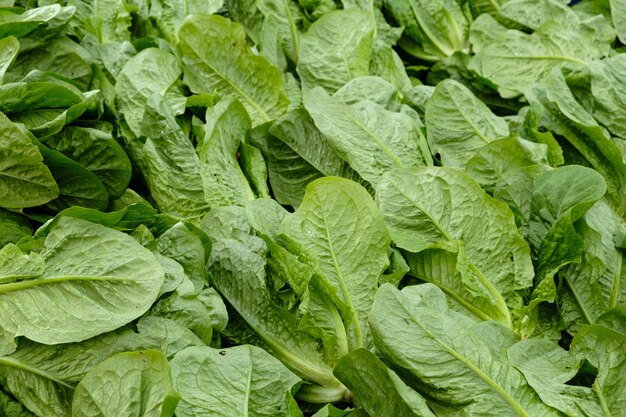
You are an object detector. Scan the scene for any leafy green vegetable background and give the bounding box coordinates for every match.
[0,0,625,416]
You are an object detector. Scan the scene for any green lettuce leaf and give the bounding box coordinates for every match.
[203,207,348,402]
[590,54,626,140]
[68,0,132,43]
[297,10,375,93]
[171,345,300,417]
[36,138,109,213]
[0,210,32,246]
[0,243,45,285]
[0,36,18,84]
[139,97,209,220]
[334,349,437,417]
[44,126,131,200]
[257,0,306,65]
[72,350,179,417]
[0,327,152,417]
[0,112,58,209]
[0,5,71,38]
[259,108,354,207]
[304,87,428,187]
[282,177,391,350]
[610,0,626,43]
[376,167,535,327]
[383,0,469,61]
[470,14,613,98]
[197,98,256,207]
[0,217,163,354]
[509,323,626,417]
[525,68,626,214]
[136,316,205,359]
[116,48,185,137]
[530,166,607,280]
[561,200,626,334]
[465,137,550,232]
[5,37,93,90]
[425,79,509,168]
[463,0,508,17]
[370,284,561,417]
[179,14,290,125]
[508,338,606,417]
[149,0,223,44]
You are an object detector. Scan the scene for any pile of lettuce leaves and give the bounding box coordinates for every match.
[1,0,625,415]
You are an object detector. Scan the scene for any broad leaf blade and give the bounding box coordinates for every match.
[529,166,607,280]
[179,14,290,125]
[297,10,375,93]
[508,339,606,417]
[590,54,626,140]
[425,79,509,168]
[45,126,132,199]
[69,0,132,43]
[203,207,345,397]
[0,112,58,209]
[571,324,626,416]
[0,210,32,247]
[36,137,109,213]
[281,177,391,349]
[172,345,300,417]
[526,69,626,214]
[465,137,550,232]
[469,15,611,98]
[0,5,68,38]
[257,0,305,65]
[0,217,164,352]
[197,98,256,208]
[116,48,185,137]
[72,350,179,417]
[304,88,427,187]
[334,349,437,417]
[139,98,209,220]
[0,244,44,285]
[150,0,223,43]
[384,0,469,61]
[0,36,18,84]
[610,0,626,43]
[561,200,626,333]
[376,167,535,327]
[370,284,561,417]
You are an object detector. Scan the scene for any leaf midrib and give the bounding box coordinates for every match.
[486,53,587,66]
[0,356,74,389]
[0,169,56,189]
[593,380,613,417]
[220,277,338,388]
[563,272,594,325]
[609,253,622,308]
[319,205,364,349]
[0,275,135,294]
[242,354,253,417]
[0,274,42,284]
[388,180,452,241]
[242,311,338,387]
[282,0,300,59]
